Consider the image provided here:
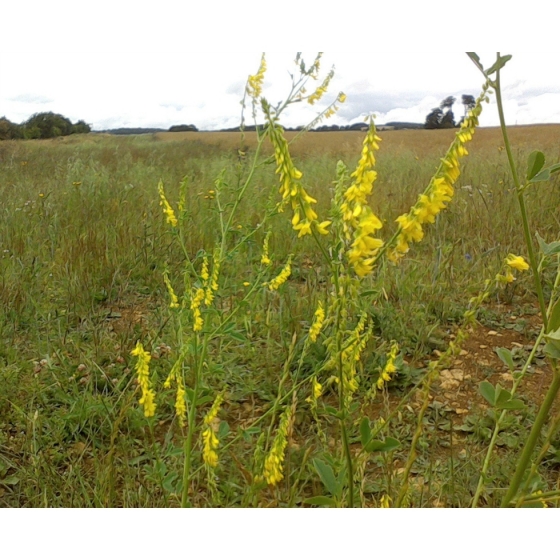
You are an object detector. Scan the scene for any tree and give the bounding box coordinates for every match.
[424,107,443,129]
[461,94,476,117]
[71,120,91,134]
[24,112,73,139]
[440,96,456,112]
[425,96,458,129]
[0,117,23,140]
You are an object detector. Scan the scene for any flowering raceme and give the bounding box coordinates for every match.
[247,54,267,99]
[158,180,178,228]
[268,123,331,238]
[341,120,384,277]
[131,342,156,417]
[388,82,490,263]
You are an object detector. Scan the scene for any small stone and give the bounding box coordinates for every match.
[488,330,498,336]
[479,344,488,349]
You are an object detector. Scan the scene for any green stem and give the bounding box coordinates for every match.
[494,58,548,331]
[181,332,206,508]
[501,367,560,507]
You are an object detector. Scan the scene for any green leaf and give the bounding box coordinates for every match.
[312,458,339,497]
[485,54,512,76]
[365,437,400,454]
[530,163,560,183]
[304,496,337,507]
[548,299,560,333]
[359,290,378,298]
[546,327,560,342]
[359,417,372,448]
[536,233,560,256]
[500,398,526,411]
[466,52,484,72]
[526,151,545,181]
[323,405,339,418]
[479,381,496,406]
[1,475,20,486]
[544,341,560,359]
[496,347,515,371]
[495,385,512,406]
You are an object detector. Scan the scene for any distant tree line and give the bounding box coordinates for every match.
[424,95,476,129]
[0,112,91,140]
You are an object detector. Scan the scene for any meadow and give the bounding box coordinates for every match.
[1,119,559,507]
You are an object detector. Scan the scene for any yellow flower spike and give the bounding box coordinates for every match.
[201,257,209,283]
[340,118,384,276]
[389,83,491,264]
[130,342,157,418]
[163,270,179,309]
[309,301,326,342]
[376,341,399,390]
[263,406,292,486]
[247,53,266,99]
[157,180,178,228]
[506,254,529,271]
[201,394,223,468]
[338,92,347,103]
[190,287,205,331]
[261,232,272,265]
[266,256,292,291]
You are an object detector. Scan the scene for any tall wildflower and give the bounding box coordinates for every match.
[247,53,267,99]
[158,180,178,228]
[130,342,156,417]
[261,232,272,266]
[309,301,326,342]
[388,82,490,263]
[263,406,292,485]
[201,394,224,468]
[497,253,529,285]
[190,287,205,331]
[307,68,334,105]
[340,119,384,277]
[376,341,399,390]
[265,256,292,291]
[163,269,179,309]
[163,354,187,426]
[204,249,220,306]
[267,122,331,237]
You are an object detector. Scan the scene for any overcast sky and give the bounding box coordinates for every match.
[2,5,559,131]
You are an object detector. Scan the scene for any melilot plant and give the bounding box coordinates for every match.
[129,52,556,507]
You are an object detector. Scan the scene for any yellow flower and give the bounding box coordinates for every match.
[307,68,334,105]
[376,341,399,390]
[266,256,292,291]
[263,406,292,485]
[338,92,347,103]
[309,301,326,342]
[191,287,205,331]
[267,123,327,238]
[389,83,490,263]
[130,342,156,417]
[506,254,529,271]
[201,394,223,468]
[247,53,266,99]
[261,232,272,265]
[202,427,219,468]
[158,180,178,228]
[163,270,179,309]
[380,495,392,508]
[340,119,384,276]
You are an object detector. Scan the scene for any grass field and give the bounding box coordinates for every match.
[1,124,559,507]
